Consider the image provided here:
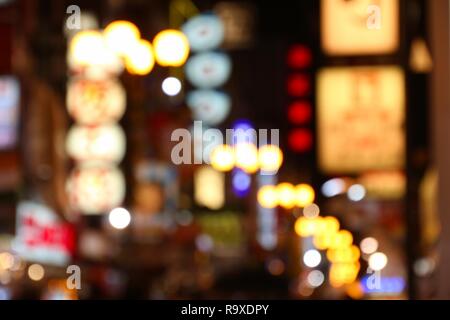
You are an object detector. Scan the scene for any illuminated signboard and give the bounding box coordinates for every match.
[321,0,399,55]
[13,201,75,266]
[317,66,405,174]
[0,76,19,150]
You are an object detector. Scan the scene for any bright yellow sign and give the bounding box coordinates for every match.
[317,66,405,174]
[321,0,399,55]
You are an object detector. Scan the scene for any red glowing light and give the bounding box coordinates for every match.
[287,74,310,97]
[288,129,313,152]
[288,101,312,124]
[287,45,312,69]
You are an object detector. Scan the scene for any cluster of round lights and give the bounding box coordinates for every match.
[294,204,361,288]
[359,237,388,272]
[70,21,190,77]
[321,178,367,202]
[258,183,315,209]
[210,144,283,175]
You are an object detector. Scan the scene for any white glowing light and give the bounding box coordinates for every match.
[28,264,45,281]
[307,270,325,288]
[360,237,379,255]
[368,252,388,271]
[162,77,182,96]
[303,203,320,219]
[108,207,131,229]
[347,184,366,202]
[303,249,322,268]
[321,178,345,197]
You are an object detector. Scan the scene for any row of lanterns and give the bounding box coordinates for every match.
[66,23,128,215]
[183,13,232,127]
[65,20,196,214]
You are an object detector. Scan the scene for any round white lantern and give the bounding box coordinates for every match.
[185,52,232,89]
[66,164,126,214]
[182,14,225,52]
[66,124,126,164]
[187,90,231,126]
[67,77,126,125]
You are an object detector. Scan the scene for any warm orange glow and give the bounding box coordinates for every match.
[125,39,155,75]
[258,144,283,173]
[257,185,278,209]
[317,66,405,174]
[321,0,399,55]
[210,145,235,172]
[235,143,259,174]
[295,184,315,208]
[329,230,354,249]
[313,232,334,250]
[346,281,364,300]
[104,20,141,57]
[194,166,225,210]
[327,245,361,263]
[329,262,360,286]
[153,29,190,67]
[295,217,323,238]
[276,183,296,209]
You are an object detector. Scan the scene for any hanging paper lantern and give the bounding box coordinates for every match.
[67,30,123,77]
[187,90,231,125]
[182,14,225,52]
[66,124,126,164]
[66,164,126,214]
[67,77,126,125]
[185,52,232,89]
[153,29,190,67]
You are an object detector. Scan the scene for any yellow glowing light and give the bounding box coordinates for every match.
[295,217,323,238]
[210,144,235,172]
[153,29,190,67]
[28,264,45,281]
[104,20,141,57]
[327,245,360,263]
[194,166,225,210]
[321,0,399,55]
[317,66,405,174]
[0,252,14,270]
[329,262,360,286]
[322,216,340,234]
[295,184,315,208]
[125,39,155,75]
[329,230,353,249]
[235,143,259,174]
[346,281,364,300]
[257,185,278,209]
[313,232,334,250]
[276,183,296,209]
[258,145,283,173]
